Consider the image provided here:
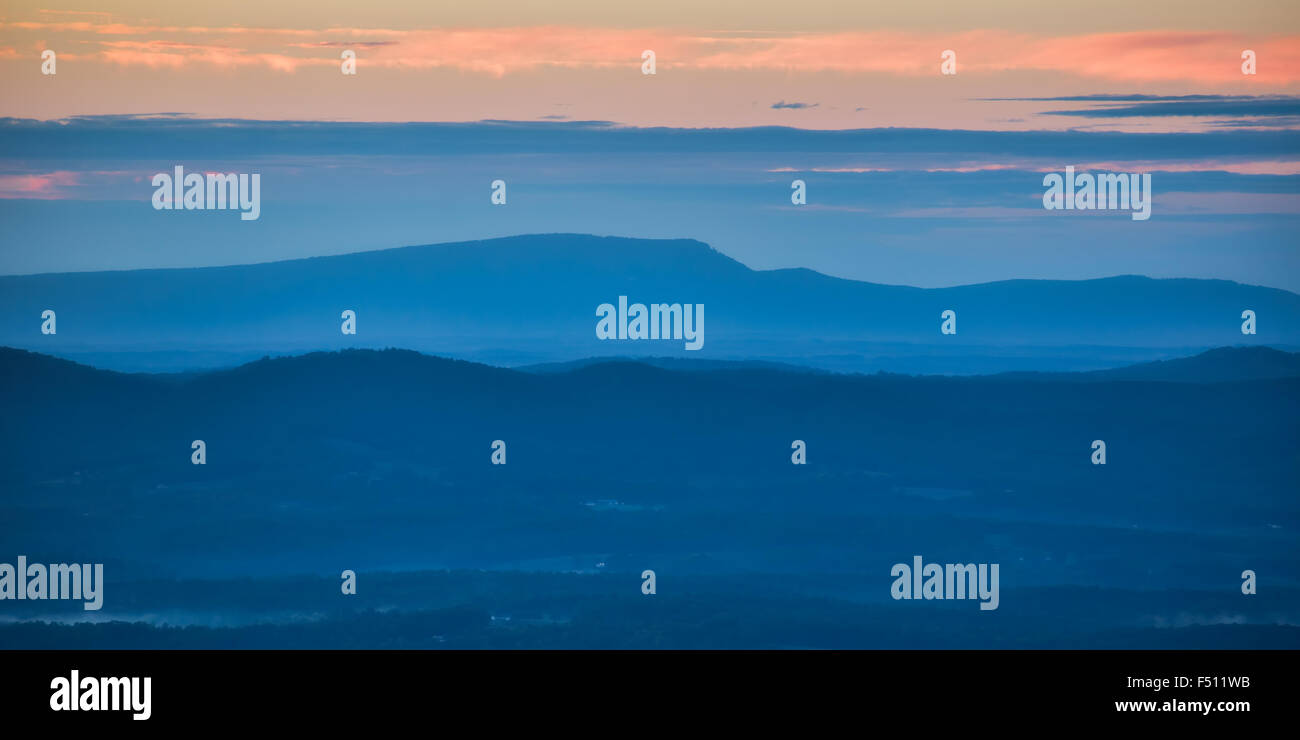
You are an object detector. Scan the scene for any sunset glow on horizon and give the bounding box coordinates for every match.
[3,1,1298,129]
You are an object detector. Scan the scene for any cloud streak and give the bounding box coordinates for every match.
[4,20,1298,83]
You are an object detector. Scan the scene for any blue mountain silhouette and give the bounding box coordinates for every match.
[1,234,1295,372]
[2,345,1297,648]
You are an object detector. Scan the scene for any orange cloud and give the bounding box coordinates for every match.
[1014,31,1296,83]
[2,19,1296,83]
[96,39,328,71]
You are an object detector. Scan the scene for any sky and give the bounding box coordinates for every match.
[3,1,1299,128]
[0,2,1297,289]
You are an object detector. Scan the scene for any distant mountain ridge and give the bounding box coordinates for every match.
[3,343,1295,385]
[1,234,1294,373]
[518,355,827,375]
[993,346,1300,383]
[3,343,1297,650]
[3,344,1297,583]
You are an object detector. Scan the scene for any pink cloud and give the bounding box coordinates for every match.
[1014,31,1294,83]
[2,19,1296,84]
[98,40,328,72]
[0,171,81,199]
[0,170,142,199]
